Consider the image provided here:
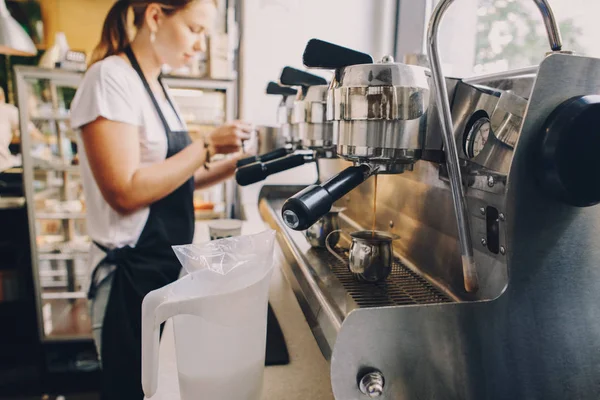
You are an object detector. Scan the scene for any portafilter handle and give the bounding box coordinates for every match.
[236,153,310,187]
[281,164,372,231]
[236,147,289,168]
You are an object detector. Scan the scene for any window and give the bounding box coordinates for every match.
[401,0,599,77]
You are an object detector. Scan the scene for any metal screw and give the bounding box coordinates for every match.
[481,238,487,247]
[359,371,385,397]
[487,176,495,187]
[479,207,486,215]
[500,246,506,255]
[389,221,394,228]
[499,213,505,221]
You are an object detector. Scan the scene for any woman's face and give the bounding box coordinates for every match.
[153,1,217,68]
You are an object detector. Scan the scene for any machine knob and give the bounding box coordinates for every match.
[359,371,385,397]
[536,95,600,207]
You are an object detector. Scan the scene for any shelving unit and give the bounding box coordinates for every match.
[14,66,239,344]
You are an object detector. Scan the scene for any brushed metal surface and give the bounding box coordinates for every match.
[327,60,431,168]
[451,81,528,174]
[330,54,600,400]
[259,54,600,399]
[318,157,508,302]
[333,62,430,89]
[291,85,335,148]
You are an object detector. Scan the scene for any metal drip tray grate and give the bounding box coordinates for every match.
[315,247,452,308]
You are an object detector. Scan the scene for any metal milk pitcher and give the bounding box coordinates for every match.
[326,230,399,282]
[304,207,345,248]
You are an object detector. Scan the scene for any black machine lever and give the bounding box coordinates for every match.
[236,153,311,186]
[236,147,289,168]
[281,164,372,231]
[280,66,328,88]
[266,81,298,97]
[302,38,374,70]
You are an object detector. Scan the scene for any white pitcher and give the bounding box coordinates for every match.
[141,230,276,400]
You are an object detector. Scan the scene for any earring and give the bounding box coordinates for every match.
[150,31,156,43]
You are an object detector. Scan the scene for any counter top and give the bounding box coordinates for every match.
[147,205,334,400]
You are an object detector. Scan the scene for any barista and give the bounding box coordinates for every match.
[69,1,253,398]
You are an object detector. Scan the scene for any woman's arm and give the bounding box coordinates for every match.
[193,154,242,190]
[194,133,257,189]
[81,117,208,215]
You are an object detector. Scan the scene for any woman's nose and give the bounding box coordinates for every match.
[194,32,207,53]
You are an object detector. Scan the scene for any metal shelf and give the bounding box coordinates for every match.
[33,159,80,173]
[185,120,222,126]
[36,212,86,220]
[39,253,88,261]
[0,197,26,209]
[34,187,60,201]
[30,114,71,122]
[41,292,86,300]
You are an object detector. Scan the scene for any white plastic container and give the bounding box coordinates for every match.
[207,219,243,240]
[142,230,276,400]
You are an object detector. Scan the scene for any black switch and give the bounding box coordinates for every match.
[486,206,500,254]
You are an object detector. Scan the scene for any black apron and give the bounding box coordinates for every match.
[88,47,195,400]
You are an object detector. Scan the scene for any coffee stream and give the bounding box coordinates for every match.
[372,175,378,237]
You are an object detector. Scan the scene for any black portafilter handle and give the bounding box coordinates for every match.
[281,164,372,231]
[236,147,289,168]
[236,154,307,186]
[266,81,298,97]
[280,66,328,88]
[302,38,374,69]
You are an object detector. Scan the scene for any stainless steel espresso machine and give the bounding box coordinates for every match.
[236,81,297,169]
[236,67,340,186]
[254,0,600,398]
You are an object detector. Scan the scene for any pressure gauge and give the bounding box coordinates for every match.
[465,116,492,159]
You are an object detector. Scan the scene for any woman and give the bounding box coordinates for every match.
[69,1,252,398]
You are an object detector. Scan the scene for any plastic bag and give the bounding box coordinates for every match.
[172,229,276,276]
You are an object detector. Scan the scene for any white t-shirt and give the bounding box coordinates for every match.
[70,55,186,249]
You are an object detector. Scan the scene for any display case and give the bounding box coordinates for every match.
[14,66,238,342]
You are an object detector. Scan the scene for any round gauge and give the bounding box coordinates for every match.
[465,116,492,159]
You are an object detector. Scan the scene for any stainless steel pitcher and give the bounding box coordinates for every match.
[304,207,345,248]
[326,229,399,282]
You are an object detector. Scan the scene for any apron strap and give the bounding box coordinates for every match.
[158,74,184,127]
[123,46,183,134]
[88,241,131,299]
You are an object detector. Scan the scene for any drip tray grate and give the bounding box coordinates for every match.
[314,247,452,308]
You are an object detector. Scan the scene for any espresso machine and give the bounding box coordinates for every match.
[254,0,600,398]
[236,81,297,169]
[236,67,337,186]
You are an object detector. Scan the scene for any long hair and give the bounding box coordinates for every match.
[89,0,201,66]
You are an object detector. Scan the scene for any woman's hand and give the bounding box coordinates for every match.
[206,121,253,156]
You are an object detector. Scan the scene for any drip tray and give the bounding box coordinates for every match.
[315,247,452,308]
